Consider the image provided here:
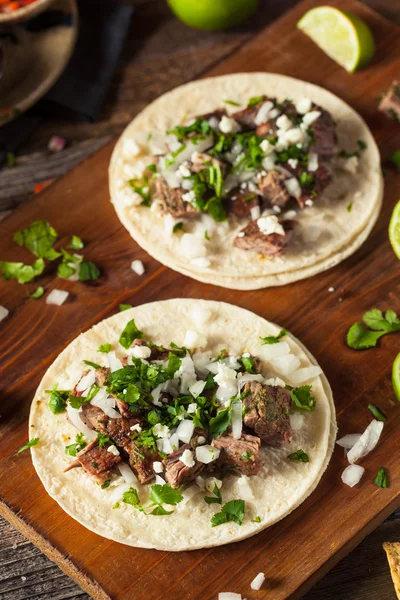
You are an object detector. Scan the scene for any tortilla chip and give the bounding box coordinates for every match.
[383,542,400,599]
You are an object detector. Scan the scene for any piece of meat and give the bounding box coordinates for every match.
[190,153,229,178]
[196,108,227,124]
[232,97,268,130]
[242,382,292,447]
[114,398,145,420]
[163,443,204,489]
[212,433,261,476]
[258,171,290,208]
[125,439,161,484]
[297,163,332,209]
[234,219,294,256]
[64,440,121,484]
[378,81,400,122]
[131,338,170,361]
[308,105,336,159]
[155,177,199,219]
[95,367,110,387]
[255,122,273,137]
[224,190,260,218]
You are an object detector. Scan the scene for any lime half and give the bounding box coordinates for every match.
[297,6,375,72]
[389,200,400,260]
[393,353,400,402]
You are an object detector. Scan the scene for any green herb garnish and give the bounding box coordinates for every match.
[251,516,261,523]
[290,385,316,411]
[172,222,184,234]
[347,309,400,350]
[223,99,241,106]
[119,318,145,349]
[65,433,87,456]
[97,433,111,448]
[79,260,100,281]
[17,437,39,455]
[13,220,60,260]
[69,235,84,251]
[374,467,388,488]
[101,480,111,489]
[83,360,102,369]
[390,150,400,170]
[209,407,232,438]
[347,202,353,212]
[368,403,387,421]
[119,304,132,312]
[98,343,112,353]
[204,483,222,504]
[0,258,45,284]
[288,449,309,462]
[211,499,245,527]
[247,96,264,108]
[242,450,253,462]
[357,140,367,150]
[260,329,288,345]
[122,484,183,516]
[47,385,68,414]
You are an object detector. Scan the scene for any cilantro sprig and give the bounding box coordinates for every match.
[260,329,288,345]
[65,433,87,456]
[17,437,40,455]
[374,467,388,488]
[122,484,183,515]
[119,318,145,349]
[211,499,245,527]
[204,484,222,504]
[289,385,316,411]
[347,308,400,350]
[288,449,309,462]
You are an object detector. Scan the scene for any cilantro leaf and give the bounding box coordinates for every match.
[101,480,111,489]
[251,516,261,523]
[30,286,44,299]
[172,222,184,234]
[290,385,316,411]
[368,403,387,421]
[47,386,68,414]
[288,449,309,462]
[346,322,386,349]
[122,487,141,508]
[149,484,183,506]
[363,308,400,332]
[390,150,400,170]
[150,505,174,516]
[346,309,400,350]
[69,235,84,250]
[374,467,388,488]
[57,262,76,279]
[65,433,87,456]
[98,343,111,353]
[119,318,145,349]
[79,260,100,281]
[204,483,222,504]
[260,329,288,345]
[119,304,132,312]
[17,437,39,455]
[209,407,232,438]
[240,356,255,373]
[223,99,241,106]
[247,96,264,108]
[0,258,45,284]
[13,220,60,260]
[211,499,245,527]
[166,352,181,377]
[97,432,111,448]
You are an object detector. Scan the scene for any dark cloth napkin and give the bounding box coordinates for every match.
[0,0,134,166]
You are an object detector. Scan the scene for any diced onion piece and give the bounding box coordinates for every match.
[223,356,241,370]
[336,434,362,450]
[347,420,384,464]
[196,445,220,464]
[46,289,69,306]
[251,572,266,591]
[155,474,166,485]
[236,476,254,501]
[204,361,220,374]
[183,330,207,349]
[176,419,195,443]
[107,351,123,372]
[250,205,261,220]
[76,369,96,392]
[131,260,145,275]
[258,341,290,360]
[118,462,138,485]
[91,388,121,419]
[189,379,206,398]
[270,354,301,376]
[0,306,9,322]
[180,234,207,259]
[218,594,242,600]
[66,403,97,440]
[341,464,365,487]
[288,365,322,385]
[238,373,264,389]
[289,412,305,431]
[231,400,242,440]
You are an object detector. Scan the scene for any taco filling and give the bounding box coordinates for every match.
[122,95,343,258]
[47,316,317,520]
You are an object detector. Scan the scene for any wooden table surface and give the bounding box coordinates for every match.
[1,1,399,599]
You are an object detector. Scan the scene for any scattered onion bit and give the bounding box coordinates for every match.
[341,464,365,487]
[46,289,69,306]
[347,420,384,464]
[0,305,9,322]
[250,572,266,591]
[131,260,145,275]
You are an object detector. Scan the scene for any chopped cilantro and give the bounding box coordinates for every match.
[240,355,255,373]
[251,516,261,523]
[97,433,111,448]
[357,140,367,150]
[57,262,76,279]
[47,385,68,414]
[101,480,111,489]
[30,285,44,299]
[119,304,132,312]
[347,202,353,213]
[390,150,400,170]
[122,484,183,516]
[204,196,227,222]
[338,149,360,159]
[247,96,264,108]
[119,318,145,349]
[242,450,253,462]
[98,343,111,353]
[288,449,309,462]
[204,230,210,241]
[260,329,288,345]
[166,352,181,377]
[223,99,241,106]
[13,220,60,260]
[129,176,151,205]
[65,433,87,456]
[368,403,387,422]
[79,260,100,281]
[83,360,102,369]
[374,467,388,488]
[204,483,222,504]
[17,437,39,455]
[211,499,245,527]
[113,502,120,509]
[347,308,400,350]
[209,406,231,438]
[0,258,45,284]
[290,385,316,411]
[146,164,157,173]
[172,222,184,234]
[68,235,84,251]
[122,487,141,508]
[300,172,314,188]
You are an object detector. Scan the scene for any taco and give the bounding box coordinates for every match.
[109,73,383,290]
[30,299,336,551]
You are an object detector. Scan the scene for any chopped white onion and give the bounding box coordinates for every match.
[179,448,195,467]
[222,356,241,370]
[196,445,220,464]
[231,400,242,440]
[347,420,384,464]
[183,330,207,349]
[218,593,242,600]
[153,461,163,473]
[46,289,69,306]
[250,205,261,221]
[254,101,274,125]
[176,419,195,443]
[270,354,301,376]
[155,474,166,485]
[204,361,220,374]
[66,403,97,440]
[336,433,362,450]
[91,388,121,419]
[288,365,322,384]
[195,475,205,490]
[341,464,365,487]
[189,379,206,398]
[258,341,290,360]
[76,369,96,392]
[238,373,264,389]
[131,260,145,275]
[118,462,138,485]
[251,572,266,591]
[289,412,305,431]
[107,351,123,372]
[180,234,207,259]
[0,305,9,322]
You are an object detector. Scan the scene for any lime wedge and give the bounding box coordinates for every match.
[167,0,258,31]
[392,353,400,402]
[389,199,400,260]
[297,6,375,72]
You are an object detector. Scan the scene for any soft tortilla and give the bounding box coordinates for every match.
[30,299,337,551]
[109,73,383,290]
[383,542,400,599]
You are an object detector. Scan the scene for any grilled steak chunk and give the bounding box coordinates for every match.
[298,164,332,209]
[212,433,261,476]
[234,219,294,256]
[95,367,110,387]
[309,106,336,159]
[131,338,170,361]
[255,122,273,137]
[156,177,199,219]
[378,81,400,122]
[125,440,161,484]
[197,108,227,124]
[232,97,268,130]
[259,171,290,208]
[65,440,120,484]
[225,190,260,218]
[163,444,203,489]
[242,382,292,447]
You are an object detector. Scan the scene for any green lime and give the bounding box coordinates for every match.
[167,0,258,31]
[297,6,375,72]
[389,199,400,260]
[392,353,400,402]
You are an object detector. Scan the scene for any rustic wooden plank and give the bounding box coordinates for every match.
[1,0,400,599]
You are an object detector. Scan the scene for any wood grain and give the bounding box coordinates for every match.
[1,0,400,599]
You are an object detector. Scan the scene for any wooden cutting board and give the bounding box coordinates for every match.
[1,0,400,598]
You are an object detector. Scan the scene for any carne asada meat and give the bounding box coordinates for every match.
[130,338,170,361]
[258,171,290,208]
[308,106,336,159]
[298,163,332,209]
[212,433,261,476]
[125,439,162,484]
[225,190,260,218]
[64,440,121,484]
[378,81,400,122]
[232,97,268,130]
[196,108,227,125]
[242,382,292,447]
[95,367,110,387]
[156,177,199,219]
[234,219,294,256]
[163,443,203,489]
